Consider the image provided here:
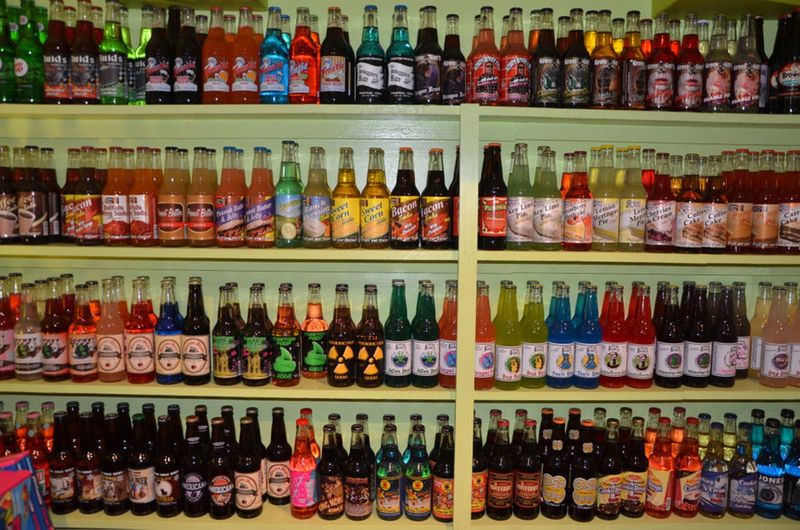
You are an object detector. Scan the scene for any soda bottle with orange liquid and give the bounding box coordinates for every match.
[230,7,259,103]
[437,280,457,389]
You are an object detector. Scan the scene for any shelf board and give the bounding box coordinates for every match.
[0,244,457,263]
[652,0,796,19]
[477,250,800,266]
[0,377,455,402]
[472,512,797,528]
[472,378,799,402]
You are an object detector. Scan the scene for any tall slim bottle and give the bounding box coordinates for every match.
[356,284,384,388]
[749,281,772,378]
[627,285,656,388]
[702,15,732,111]
[43,0,70,103]
[547,284,575,388]
[494,283,522,390]
[520,281,547,388]
[574,285,602,389]
[413,6,442,104]
[13,284,42,381]
[68,284,97,382]
[360,147,390,249]
[531,8,561,106]
[385,4,414,104]
[645,417,675,517]
[646,13,676,109]
[182,277,210,385]
[15,0,44,102]
[242,284,271,386]
[755,418,785,518]
[441,14,465,105]
[384,279,412,388]
[478,144,507,250]
[562,9,591,108]
[302,147,331,248]
[326,284,356,387]
[271,283,301,386]
[732,15,761,113]
[437,280,457,389]
[475,281,496,390]
[355,5,384,103]
[390,147,420,249]
[331,147,360,249]
[532,148,562,250]
[421,148,451,249]
[259,7,288,104]
[319,7,351,104]
[288,8,319,104]
[275,141,303,248]
[590,9,620,108]
[620,11,646,109]
[412,281,439,388]
[467,6,499,105]
[759,286,790,387]
[506,144,534,250]
[41,277,69,382]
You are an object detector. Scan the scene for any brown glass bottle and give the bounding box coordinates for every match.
[101,413,130,516]
[207,417,235,519]
[266,407,291,506]
[486,419,514,520]
[478,144,507,250]
[128,413,156,516]
[514,418,541,519]
[356,284,384,387]
[236,416,263,518]
[154,415,182,517]
[49,411,77,514]
[541,417,569,519]
[421,148,451,249]
[181,416,208,517]
[449,147,460,249]
[389,147,420,249]
[76,411,103,513]
[242,284,272,386]
[568,420,597,521]
[597,419,623,519]
[213,285,241,386]
[182,277,210,385]
[326,284,356,387]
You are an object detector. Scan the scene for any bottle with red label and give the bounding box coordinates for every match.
[124,278,155,384]
[751,150,779,253]
[478,144,507,250]
[448,147,459,250]
[674,13,703,111]
[645,13,676,110]
[421,148,451,249]
[498,8,527,106]
[288,7,319,104]
[590,10,620,109]
[145,7,173,104]
[43,0,71,104]
[229,7,259,104]
[777,11,800,114]
[620,10,646,109]
[702,15,733,112]
[101,147,129,245]
[69,0,98,104]
[201,7,230,103]
[467,6,499,106]
[319,7,351,104]
[731,14,761,113]
[562,9,591,108]
[563,151,592,251]
[173,7,200,104]
[73,146,101,245]
[157,147,187,247]
[129,148,158,246]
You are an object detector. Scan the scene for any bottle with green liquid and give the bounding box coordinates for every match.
[384,279,412,388]
[520,280,547,388]
[506,143,535,250]
[591,146,620,251]
[411,281,439,388]
[532,147,562,250]
[276,141,304,248]
[494,282,522,390]
[619,145,646,251]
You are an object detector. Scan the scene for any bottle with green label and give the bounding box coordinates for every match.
[242,283,272,386]
[302,147,331,249]
[494,282,523,390]
[520,280,548,388]
[98,0,128,104]
[213,285,241,385]
[300,282,328,379]
[384,279,412,388]
[14,0,44,103]
[591,146,620,251]
[271,283,301,386]
[506,143,535,250]
[411,281,439,388]
[618,146,646,251]
[276,141,304,248]
[0,0,16,102]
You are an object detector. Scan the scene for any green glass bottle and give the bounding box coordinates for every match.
[411,281,439,388]
[494,282,523,390]
[98,0,128,105]
[275,141,304,248]
[35,5,47,45]
[8,6,20,44]
[384,279,412,388]
[0,0,16,102]
[14,0,44,103]
[128,6,152,105]
[119,6,131,50]
[520,280,548,388]
[532,147,562,250]
[507,143,535,250]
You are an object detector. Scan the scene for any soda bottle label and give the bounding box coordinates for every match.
[562,57,590,105]
[674,202,704,248]
[494,344,522,382]
[288,59,312,95]
[0,192,17,239]
[97,333,124,375]
[620,198,646,244]
[242,335,271,381]
[209,473,234,506]
[432,476,454,519]
[750,336,762,371]
[760,342,789,379]
[14,332,42,377]
[385,339,412,377]
[231,56,258,93]
[452,196,460,237]
[43,54,70,100]
[345,476,371,516]
[474,341,495,380]
[319,55,346,94]
[245,196,275,244]
[235,470,263,510]
[591,58,620,106]
[182,471,208,506]
[626,343,655,380]
[101,469,129,505]
[479,196,507,237]
[376,470,402,516]
[360,197,390,244]
[124,332,154,374]
[272,335,300,381]
[563,198,592,243]
[655,341,684,378]
[289,468,317,509]
[703,62,732,107]
[487,470,514,509]
[155,333,182,375]
[675,62,702,109]
[356,57,385,100]
[41,332,68,377]
[145,52,171,92]
[645,467,673,512]
[213,334,239,379]
[203,55,230,93]
[778,62,800,94]
[390,195,420,243]
[778,202,800,248]
[318,474,344,517]
[173,53,198,93]
[514,470,541,509]
[471,470,488,513]
[521,342,546,379]
[711,341,737,378]
[182,335,210,376]
[73,195,102,240]
[76,468,103,501]
[157,196,185,241]
[300,330,326,375]
[265,460,290,499]
[728,473,756,514]
[70,53,98,99]
[186,194,215,241]
[69,332,97,377]
[101,194,130,241]
[621,470,648,507]
[592,197,620,243]
[438,338,457,377]
[645,199,675,246]
[596,473,622,511]
[534,197,563,243]
[412,339,439,377]
[0,329,12,376]
[404,474,432,516]
[699,470,728,514]
[387,57,414,101]
[646,62,674,108]
[470,55,500,104]
[215,195,245,242]
[506,196,534,243]
[356,340,383,385]
[302,196,331,243]
[703,203,728,248]
[533,57,561,104]
[622,59,646,107]
[756,474,784,511]
[414,53,442,101]
[331,197,359,244]
[99,52,127,99]
[735,336,751,371]
[752,203,779,248]
[421,196,450,243]
[574,342,601,380]
[17,191,48,237]
[600,341,627,378]
[726,202,753,247]
[791,343,800,378]
[259,56,287,93]
[732,62,760,109]
[442,58,466,104]
[673,469,700,512]
[684,341,711,378]
[127,466,155,503]
[128,193,157,241]
[541,472,567,506]
[50,466,76,501]
[130,56,147,101]
[546,342,574,379]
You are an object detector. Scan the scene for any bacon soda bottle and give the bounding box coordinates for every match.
[645,13,676,110]
[73,146,101,245]
[390,147,420,249]
[421,148,451,249]
[467,6,499,105]
[201,7,230,103]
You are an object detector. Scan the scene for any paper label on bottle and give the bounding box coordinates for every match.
[533,57,561,104]
[99,52,128,99]
[703,203,728,248]
[471,470,488,513]
[750,336,763,370]
[203,55,230,93]
[69,332,97,376]
[563,198,592,243]
[542,472,567,506]
[675,63,702,109]
[421,196,451,243]
[128,466,156,503]
[14,332,42,376]
[546,342,574,379]
[289,59,312,95]
[235,470,263,509]
[318,474,345,517]
[474,341,495,380]
[73,195,102,240]
[621,470,648,506]
[487,470,513,509]
[674,202,705,248]
[209,473,234,506]
[155,333,182,375]
[0,329,13,373]
[245,197,275,243]
[215,195,245,242]
[102,469,129,504]
[275,193,301,242]
[620,198,646,244]
[414,53,442,101]
[646,62,674,108]
[778,202,800,248]
[320,55,347,93]
[259,56,287,93]
[182,335,210,376]
[243,335,271,381]
[728,473,756,513]
[385,340,412,377]
[302,195,331,242]
[735,336,751,371]
[186,194,215,240]
[479,196,507,237]
[331,197,359,244]
[732,62,760,109]
[655,341,684,378]
[438,338,457,376]
[600,341,627,377]
[521,342,546,379]
[790,343,800,378]
[760,342,790,379]
[102,194,130,241]
[703,61,732,106]
[156,197,185,241]
[562,57,590,105]
[290,469,317,509]
[0,193,17,239]
[231,56,258,93]
[266,460,290,499]
[471,55,500,104]
[646,199,676,246]
[44,54,71,100]
[128,193,157,241]
[622,59,646,106]
[512,470,540,509]
[387,59,414,93]
[494,344,522,382]
[684,341,711,377]
[591,58,620,106]
[673,469,701,511]
[534,197,563,243]
[412,339,439,377]
[41,331,69,376]
[144,51,171,93]
[574,342,601,379]
[213,334,240,379]
[752,203,779,248]
[726,202,752,247]
[390,195,420,243]
[50,466,75,501]
[442,58,466,104]
[360,197,390,244]
[698,470,728,514]
[182,471,208,505]
[17,191,48,237]
[376,472,402,517]
[498,55,528,104]
[70,53,99,99]
[356,58,385,100]
[626,342,655,379]
[597,473,622,511]
[592,197,619,243]
[756,474,784,510]
[76,468,103,502]
[711,341,737,377]
[431,476,454,519]
[125,332,154,374]
[645,467,673,511]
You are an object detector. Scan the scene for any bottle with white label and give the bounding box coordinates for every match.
[546,284,575,389]
[384,279,412,388]
[732,282,751,380]
[710,286,738,388]
[759,286,790,388]
[494,282,522,390]
[627,285,656,388]
[655,285,685,388]
[520,281,546,389]
[532,148,562,251]
[506,144,534,250]
[674,154,706,253]
[683,285,712,388]
[600,285,627,389]
[574,285,602,389]
[619,146,646,251]
[411,281,439,388]
[749,281,771,379]
[703,156,728,253]
[475,281,496,391]
[591,146,620,251]
[13,283,42,381]
[154,278,184,385]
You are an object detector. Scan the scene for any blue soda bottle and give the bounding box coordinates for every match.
[546,283,575,389]
[571,280,589,331]
[784,419,800,519]
[544,280,560,328]
[780,409,795,461]
[155,278,184,384]
[355,5,385,103]
[259,6,289,104]
[574,284,601,389]
[755,418,785,519]
[751,409,766,460]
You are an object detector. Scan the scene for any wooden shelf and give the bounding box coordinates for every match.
[477,250,800,266]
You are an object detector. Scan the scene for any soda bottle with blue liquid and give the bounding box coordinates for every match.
[546,283,575,389]
[155,278,183,384]
[574,284,601,389]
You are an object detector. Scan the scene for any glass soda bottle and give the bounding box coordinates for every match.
[299,283,327,380]
[532,148,562,250]
[494,283,523,390]
[620,11,646,109]
[326,284,356,387]
[474,281,496,390]
[201,7,230,103]
[674,154,705,253]
[288,418,316,519]
[360,147,390,249]
[355,284,383,388]
[645,13,676,109]
[41,277,69,382]
[404,424,432,520]
[43,0,70,104]
[541,417,570,519]
[563,151,592,250]
[157,148,186,247]
[0,4,16,102]
[214,147,245,247]
[241,284,272,386]
[331,147,360,249]
[591,146,620,251]
[672,416,702,517]
[229,7,258,103]
[590,10,620,108]
[448,147,460,250]
[355,5,384,103]
[574,284,602,389]
[702,14,732,111]
[600,284,627,388]
[274,141,303,248]
[101,147,129,244]
[171,7,199,104]
[478,144,507,250]
[390,147,420,249]
[421,148,451,249]
[732,15,761,113]
[759,286,790,387]
[674,13,703,110]
[245,147,275,248]
[645,152,675,251]
[486,418,514,520]
[520,281,546,388]
[755,418,785,518]
[531,8,561,106]
[506,144,534,250]
[126,6,150,105]
[68,284,97,382]
[437,280,457,389]
[467,6,499,105]
[124,278,155,384]
[259,6,288,104]
[97,0,127,105]
[645,417,675,517]
[128,147,158,246]
[752,150,779,253]
[319,7,351,104]
[144,7,172,104]
[562,9,591,108]
[96,278,125,383]
[547,284,575,388]
[619,147,646,250]
[153,278,182,385]
[302,146,331,248]
[626,285,655,387]
[385,4,413,104]
[384,279,412,388]
[15,0,44,103]
[181,277,210,385]
[212,286,240,386]
[287,8,318,104]
[413,6,442,104]
[412,281,439,388]
[271,283,300,386]
[13,283,42,381]
[441,14,465,105]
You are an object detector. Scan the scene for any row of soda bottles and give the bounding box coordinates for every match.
[4,0,800,114]
[0,143,461,249]
[2,400,457,521]
[0,272,459,388]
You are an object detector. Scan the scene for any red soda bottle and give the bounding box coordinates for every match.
[230,7,259,104]
[562,151,592,251]
[474,281,495,391]
[645,417,674,518]
[674,14,704,111]
[0,278,14,380]
[26,412,50,505]
[726,149,753,253]
[202,7,231,103]
[288,8,319,104]
[124,278,155,384]
[43,0,72,104]
[668,19,681,57]
[626,285,655,388]
[645,13,676,110]
[438,280,457,389]
[600,284,627,389]
[672,416,701,517]
[468,6,500,105]
[499,8,529,106]
[68,284,98,383]
[71,0,99,104]
[640,18,654,59]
